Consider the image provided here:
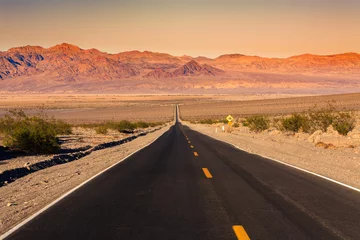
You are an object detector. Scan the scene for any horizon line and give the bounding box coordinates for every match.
[1,42,359,60]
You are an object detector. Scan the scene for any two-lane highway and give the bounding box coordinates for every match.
[3,119,360,239]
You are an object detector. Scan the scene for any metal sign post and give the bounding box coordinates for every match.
[226,115,234,133]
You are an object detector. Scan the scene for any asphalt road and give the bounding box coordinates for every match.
[4,120,360,239]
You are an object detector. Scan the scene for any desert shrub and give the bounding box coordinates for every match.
[272,117,284,131]
[117,120,136,132]
[281,113,311,133]
[309,110,336,132]
[148,122,164,127]
[76,120,164,134]
[136,121,150,128]
[197,118,229,125]
[219,119,229,124]
[52,119,73,135]
[241,119,249,127]
[0,111,60,154]
[332,112,355,136]
[245,116,270,132]
[95,125,108,134]
[199,119,218,124]
[233,122,240,128]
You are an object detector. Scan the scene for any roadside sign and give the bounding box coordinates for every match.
[226,115,234,122]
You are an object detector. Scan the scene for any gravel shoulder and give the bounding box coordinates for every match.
[0,124,171,235]
[183,122,360,190]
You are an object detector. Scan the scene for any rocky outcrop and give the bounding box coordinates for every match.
[143,68,173,78]
[172,60,224,77]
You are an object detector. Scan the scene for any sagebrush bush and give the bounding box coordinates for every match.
[0,111,61,154]
[332,112,355,136]
[281,113,311,133]
[95,125,108,134]
[245,116,270,132]
[309,110,336,132]
[52,119,73,135]
[136,121,150,128]
[275,108,355,135]
[199,119,218,124]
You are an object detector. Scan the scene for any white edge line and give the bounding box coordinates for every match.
[185,125,360,194]
[0,126,171,240]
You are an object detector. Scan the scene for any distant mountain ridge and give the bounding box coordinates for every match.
[1,43,360,82]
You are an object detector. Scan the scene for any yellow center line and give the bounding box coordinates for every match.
[190,145,194,148]
[202,168,213,178]
[188,141,191,143]
[232,226,250,240]
[193,152,199,156]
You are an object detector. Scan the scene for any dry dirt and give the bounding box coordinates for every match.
[0,124,171,235]
[0,93,313,123]
[182,119,360,189]
[180,93,360,121]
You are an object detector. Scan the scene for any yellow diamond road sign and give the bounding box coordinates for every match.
[226,115,234,122]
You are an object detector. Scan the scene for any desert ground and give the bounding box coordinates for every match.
[180,92,360,121]
[1,92,360,235]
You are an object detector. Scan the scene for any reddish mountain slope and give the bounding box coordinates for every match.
[0,43,360,85]
[0,43,140,81]
[172,60,224,76]
[143,68,173,78]
[211,53,360,73]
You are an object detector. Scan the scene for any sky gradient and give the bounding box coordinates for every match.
[1,0,359,58]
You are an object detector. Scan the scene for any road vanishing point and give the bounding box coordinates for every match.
[3,106,360,240]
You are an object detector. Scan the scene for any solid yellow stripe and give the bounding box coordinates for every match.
[194,152,199,156]
[232,226,250,240]
[202,168,213,178]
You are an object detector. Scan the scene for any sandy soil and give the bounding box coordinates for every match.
[0,124,171,235]
[180,93,360,121]
[183,121,360,190]
[0,93,316,123]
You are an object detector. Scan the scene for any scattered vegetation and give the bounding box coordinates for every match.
[0,110,166,153]
[189,105,356,136]
[77,120,165,134]
[191,119,230,124]
[244,116,270,132]
[274,107,355,135]
[280,113,311,133]
[0,110,65,154]
[332,112,355,136]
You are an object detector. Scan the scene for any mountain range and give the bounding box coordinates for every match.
[1,43,360,93]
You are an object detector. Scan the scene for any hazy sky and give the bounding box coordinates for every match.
[1,0,359,58]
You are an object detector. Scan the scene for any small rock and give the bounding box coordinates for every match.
[23,162,31,167]
[326,125,336,134]
[308,130,323,143]
[7,202,15,207]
